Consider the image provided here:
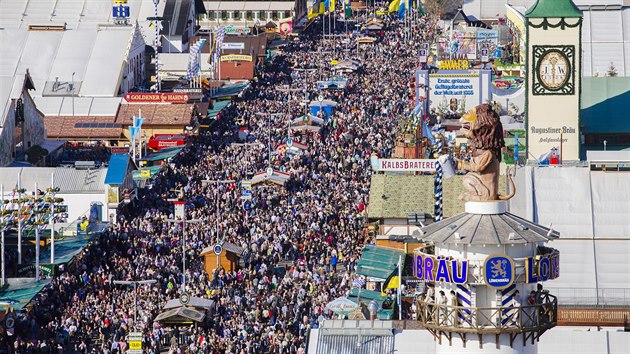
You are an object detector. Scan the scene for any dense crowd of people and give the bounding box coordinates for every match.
[4,10,440,354]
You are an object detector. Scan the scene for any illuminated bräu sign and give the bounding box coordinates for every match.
[415,254,469,284]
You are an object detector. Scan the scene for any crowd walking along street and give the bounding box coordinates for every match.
[6,8,442,354]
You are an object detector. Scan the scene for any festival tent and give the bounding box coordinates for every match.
[291,114,324,126]
[290,125,322,134]
[249,170,291,186]
[325,296,358,316]
[355,36,377,44]
[309,99,338,117]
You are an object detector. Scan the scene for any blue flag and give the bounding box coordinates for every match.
[398,0,407,19]
[423,120,436,145]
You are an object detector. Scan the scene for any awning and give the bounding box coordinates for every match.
[309,100,338,107]
[163,297,215,311]
[0,279,51,311]
[141,146,184,162]
[211,82,249,99]
[356,245,405,280]
[38,139,65,153]
[155,307,205,324]
[291,114,324,126]
[207,100,230,119]
[104,153,133,185]
[132,165,163,180]
[249,170,291,186]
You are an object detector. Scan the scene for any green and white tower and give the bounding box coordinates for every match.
[525,0,583,161]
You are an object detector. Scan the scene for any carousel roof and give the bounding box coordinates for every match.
[419,209,559,245]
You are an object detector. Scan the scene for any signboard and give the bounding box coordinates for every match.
[287,138,293,147]
[420,70,492,114]
[16,264,55,277]
[108,185,120,204]
[128,332,142,352]
[213,244,223,255]
[419,48,427,63]
[224,26,251,35]
[331,59,338,65]
[480,49,489,62]
[241,181,252,190]
[439,59,470,70]
[243,200,252,211]
[415,253,468,284]
[241,189,253,200]
[124,93,189,103]
[139,169,151,179]
[112,5,130,18]
[266,167,274,177]
[220,54,253,62]
[221,42,245,50]
[110,146,129,154]
[371,158,437,172]
[525,250,560,283]
[180,292,190,305]
[173,201,185,220]
[173,87,203,100]
[483,254,515,289]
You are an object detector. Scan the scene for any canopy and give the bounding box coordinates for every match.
[325,296,358,315]
[155,307,205,324]
[207,100,231,120]
[290,125,321,133]
[292,115,324,126]
[356,245,405,280]
[0,279,51,311]
[211,82,249,99]
[309,100,337,108]
[163,297,215,311]
[356,36,377,43]
[250,170,291,186]
[141,146,184,162]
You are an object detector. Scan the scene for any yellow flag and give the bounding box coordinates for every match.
[388,0,401,13]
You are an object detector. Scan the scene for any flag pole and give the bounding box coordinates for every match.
[398,254,403,320]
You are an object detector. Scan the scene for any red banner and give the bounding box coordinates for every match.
[124,93,190,103]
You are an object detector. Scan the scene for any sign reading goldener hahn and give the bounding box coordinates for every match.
[124,93,190,103]
[127,332,142,354]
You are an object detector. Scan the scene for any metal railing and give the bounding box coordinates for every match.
[546,287,630,307]
[416,294,557,334]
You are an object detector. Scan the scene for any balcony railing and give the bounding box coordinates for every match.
[415,293,558,334]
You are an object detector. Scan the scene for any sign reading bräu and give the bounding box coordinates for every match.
[415,253,469,284]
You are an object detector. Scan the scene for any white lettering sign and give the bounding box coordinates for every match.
[222,42,245,50]
[374,159,437,172]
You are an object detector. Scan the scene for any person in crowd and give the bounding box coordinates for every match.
[5,10,443,354]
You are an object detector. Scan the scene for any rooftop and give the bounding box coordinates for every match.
[526,0,582,18]
[419,208,560,245]
[0,166,108,194]
[116,103,196,126]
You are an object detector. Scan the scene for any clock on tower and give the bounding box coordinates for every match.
[525,0,583,161]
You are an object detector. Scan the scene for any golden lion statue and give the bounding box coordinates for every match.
[455,103,515,201]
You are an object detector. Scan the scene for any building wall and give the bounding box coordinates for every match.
[60,192,108,223]
[121,25,147,93]
[1,81,46,166]
[219,60,255,80]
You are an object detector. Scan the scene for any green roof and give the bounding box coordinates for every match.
[0,279,51,310]
[356,245,405,279]
[348,288,388,302]
[208,100,230,119]
[581,77,630,133]
[525,0,582,18]
[142,146,184,162]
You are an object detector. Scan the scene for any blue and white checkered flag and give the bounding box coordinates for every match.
[352,277,366,288]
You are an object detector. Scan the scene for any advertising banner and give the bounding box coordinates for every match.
[124,93,189,103]
[221,42,245,50]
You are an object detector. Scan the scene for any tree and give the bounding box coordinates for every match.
[607,62,618,77]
